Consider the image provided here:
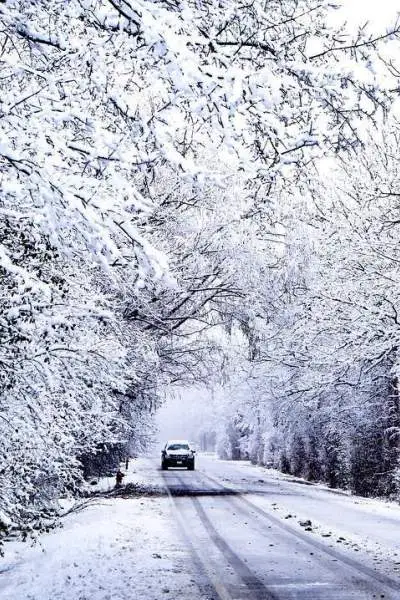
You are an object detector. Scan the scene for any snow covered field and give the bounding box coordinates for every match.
[2,454,400,600]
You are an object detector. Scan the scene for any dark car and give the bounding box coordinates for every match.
[161,440,195,470]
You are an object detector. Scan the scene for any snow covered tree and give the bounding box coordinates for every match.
[220,119,400,496]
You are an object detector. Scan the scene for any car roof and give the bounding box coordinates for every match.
[166,439,190,445]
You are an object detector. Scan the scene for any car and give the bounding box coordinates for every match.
[161,440,196,470]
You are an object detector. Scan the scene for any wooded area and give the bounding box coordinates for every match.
[1,0,400,546]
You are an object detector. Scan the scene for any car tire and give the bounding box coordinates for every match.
[188,462,195,471]
[161,462,168,470]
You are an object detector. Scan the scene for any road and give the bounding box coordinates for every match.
[159,454,400,600]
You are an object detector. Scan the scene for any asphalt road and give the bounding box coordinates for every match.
[160,455,400,600]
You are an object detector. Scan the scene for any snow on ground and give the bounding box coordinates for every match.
[0,459,201,600]
[81,454,163,495]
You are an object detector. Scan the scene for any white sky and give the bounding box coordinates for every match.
[155,387,214,447]
[340,0,399,29]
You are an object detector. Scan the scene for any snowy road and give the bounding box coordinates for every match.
[2,454,400,600]
[162,454,400,600]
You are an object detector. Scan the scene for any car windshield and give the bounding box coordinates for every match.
[167,443,189,451]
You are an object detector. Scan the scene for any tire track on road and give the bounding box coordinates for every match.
[161,470,234,600]
[190,495,279,600]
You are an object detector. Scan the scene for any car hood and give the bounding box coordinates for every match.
[166,450,191,456]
